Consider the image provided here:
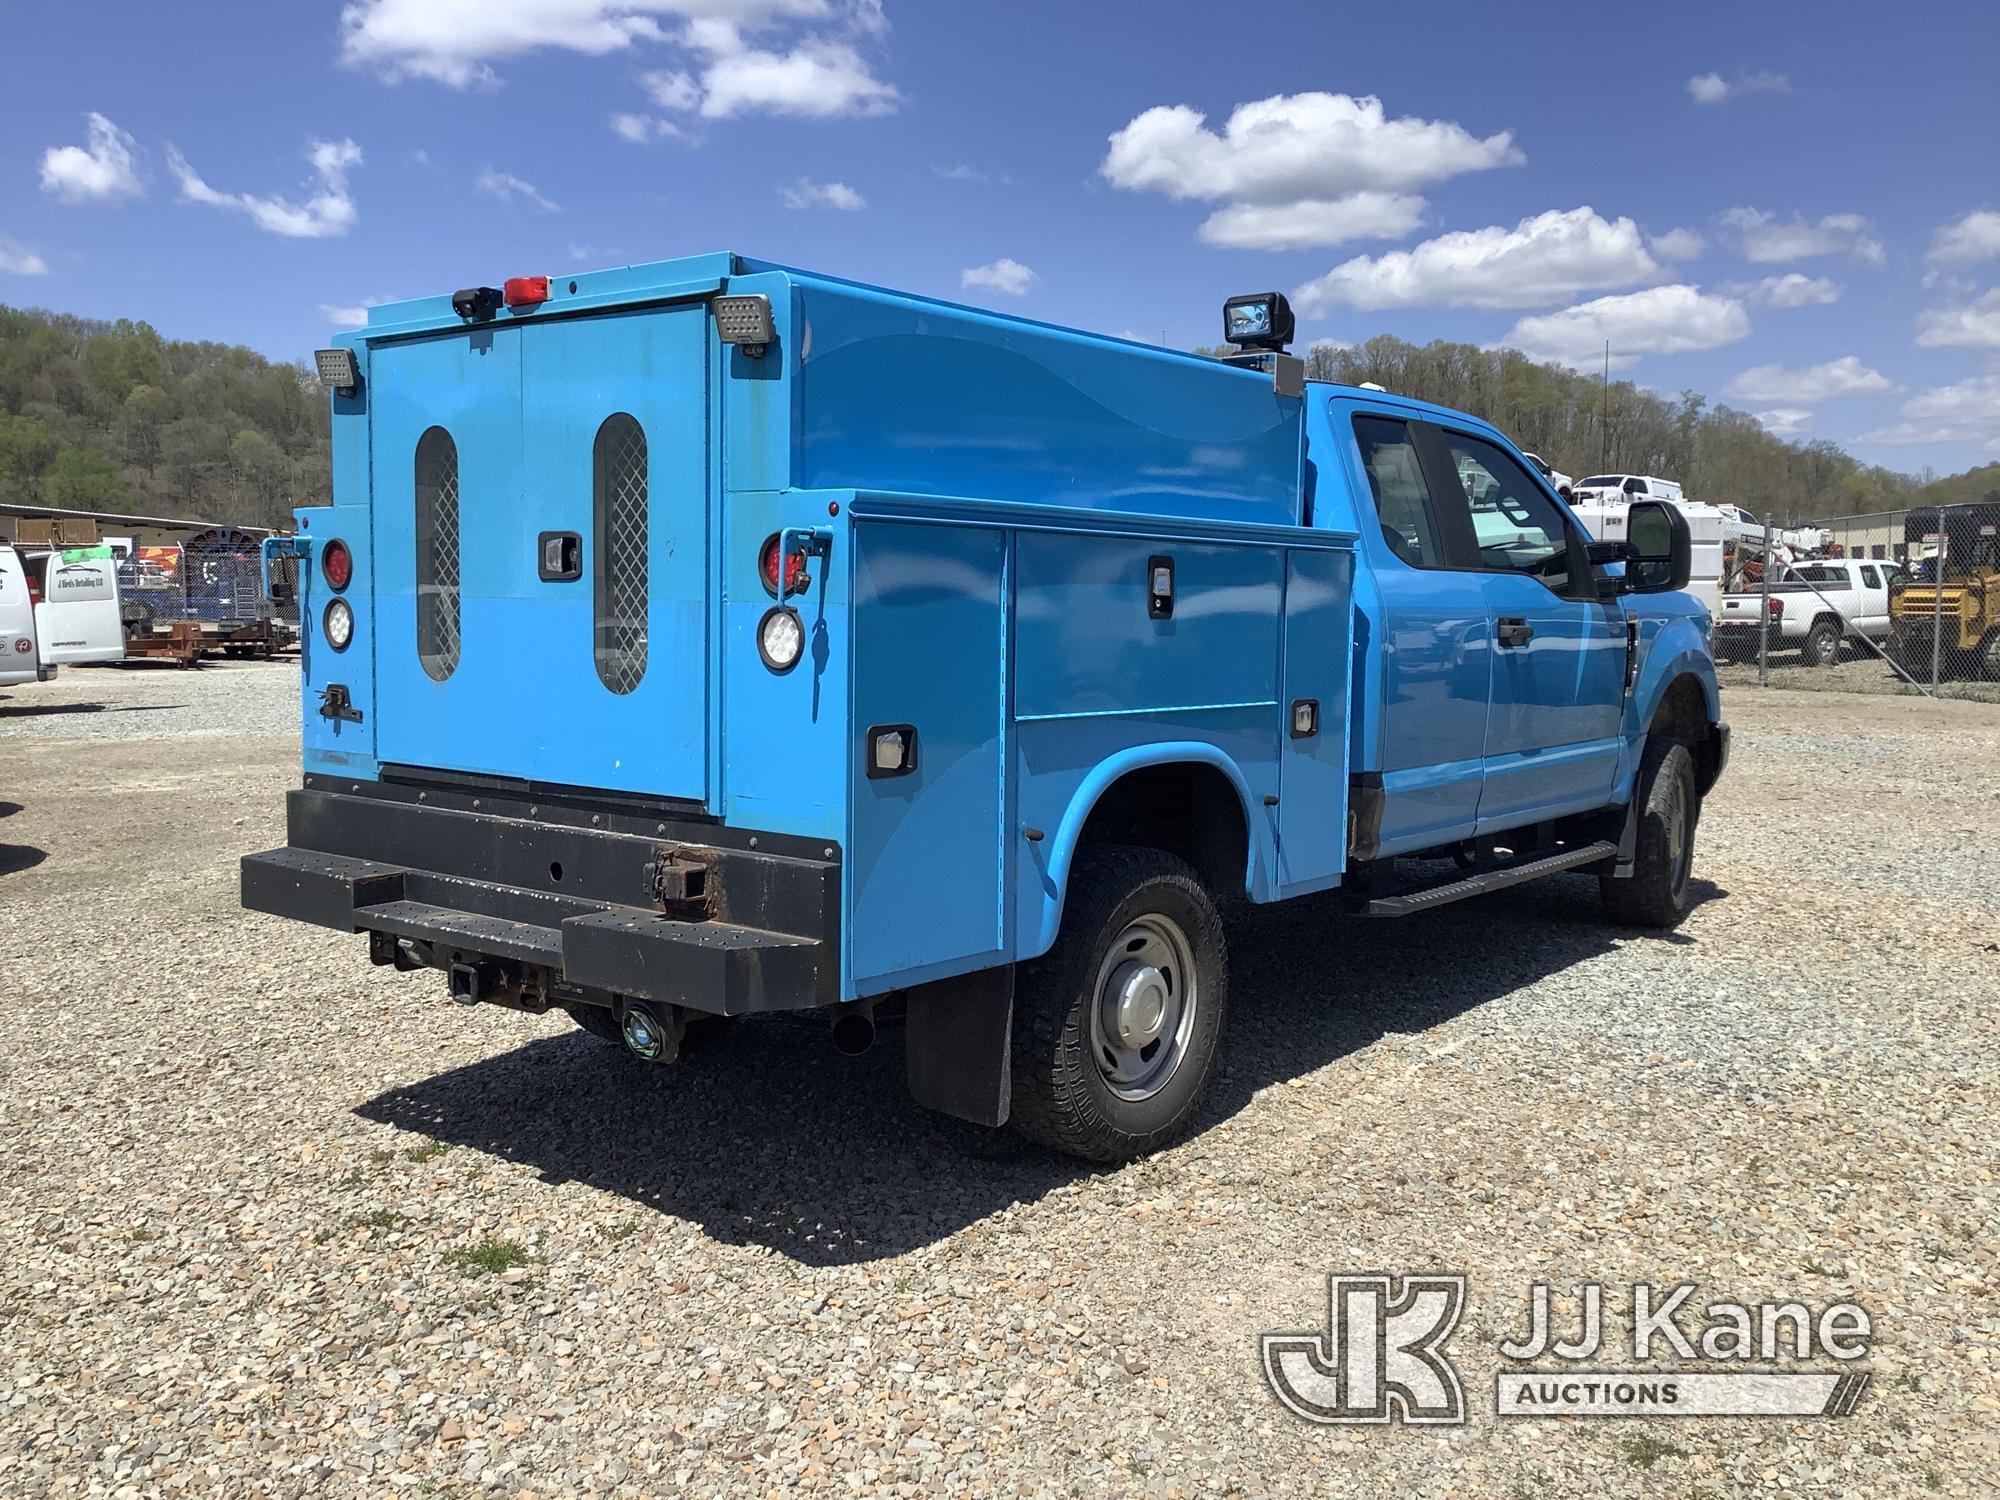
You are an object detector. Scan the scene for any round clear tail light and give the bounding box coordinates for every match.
[757,606,804,672]
[323,597,355,651]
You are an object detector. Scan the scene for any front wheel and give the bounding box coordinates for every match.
[1979,628,2000,683]
[1009,847,1227,1162]
[1600,740,1700,930]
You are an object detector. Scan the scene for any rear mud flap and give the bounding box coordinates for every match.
[903,965,1015,1127]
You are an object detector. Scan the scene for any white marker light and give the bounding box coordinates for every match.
[323,597,355,650]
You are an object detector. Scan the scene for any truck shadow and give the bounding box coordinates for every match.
[356,873,1723,1267]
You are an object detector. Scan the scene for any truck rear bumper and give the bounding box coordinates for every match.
[241,780,840,1015]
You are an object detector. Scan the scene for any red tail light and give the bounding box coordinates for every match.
[1767,597,1784,618]
[323,538,353,592]
[25,571,40,606]
[504,275,550,308]
[760,533,805,597]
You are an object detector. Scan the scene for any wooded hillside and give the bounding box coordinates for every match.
[0,305,328,530]
[1297,336,1926,522]
[0,300,1981,530]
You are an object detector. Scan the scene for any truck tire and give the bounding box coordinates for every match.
[1803,620,1842,666]
[1009,846,1227,1162]
[1600,740,1699,930]
[1980,629,2000,683]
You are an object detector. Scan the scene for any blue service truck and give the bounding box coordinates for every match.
[244,254,1726,1162]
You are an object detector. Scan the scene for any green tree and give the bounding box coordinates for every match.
[0,411,62,502]
[44,446,132,511]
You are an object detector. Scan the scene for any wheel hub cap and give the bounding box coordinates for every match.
[1106,962,1170,1048]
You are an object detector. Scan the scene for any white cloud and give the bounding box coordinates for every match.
[320,300,388,328]
[1731,272,1842,307]
[1858,374,2000,447]
[694,36,897,118]
[1101,91,1518,251]
[1687,70,1789,105]
[1294,207,1660,315]
[1915,288,2000,349]
[1929,209,2000,265]
[1753,408,1813,438]
[777,177,864,210]
[0,236,49,276]
[641,67,702,109]
[338,0,832,86]
[1721,207,1885,265]
[961,258,1035,297]
[168,139,363,238]
[1199,192,1426,252]
[1498,285,1751,370]
[934,163,984,182]
[610,112,655,142]
[475,168,560,210]
[40,112,144,203]
[1727,356,1892,404]
[1649,227,1705,261]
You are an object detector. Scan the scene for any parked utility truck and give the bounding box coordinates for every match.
[243,257,1727,1162]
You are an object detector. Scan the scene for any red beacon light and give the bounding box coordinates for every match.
[503,275,551,309]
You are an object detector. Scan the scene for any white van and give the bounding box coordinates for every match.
[23,546,126,665]
[0,545,53,687]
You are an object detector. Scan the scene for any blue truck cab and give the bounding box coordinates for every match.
[244,255,1726,1161]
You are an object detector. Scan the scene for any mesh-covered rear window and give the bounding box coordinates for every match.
[593,413,649,694]
[414,426,460,682]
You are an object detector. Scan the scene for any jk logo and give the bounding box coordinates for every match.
[1261,1273,1467,1425]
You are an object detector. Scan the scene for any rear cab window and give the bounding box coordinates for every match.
[1352,415,1445,568]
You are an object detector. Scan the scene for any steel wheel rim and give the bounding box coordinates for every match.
[1665,774,1693,903]
[1088,913,1198,1102]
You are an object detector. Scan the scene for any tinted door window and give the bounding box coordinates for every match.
[1353,416,1445,568]
[1858,565,1880,588]
[1434,433,1575,595]
[413,426,460,682]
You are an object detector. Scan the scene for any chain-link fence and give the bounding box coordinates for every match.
[1712,506,2000,702]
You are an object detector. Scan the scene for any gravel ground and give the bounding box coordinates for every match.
[1716,651,2000,704]
[0,658,300,742]
[1,670,1996,1498]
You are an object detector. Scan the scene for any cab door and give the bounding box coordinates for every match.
[1417,426,1626,829]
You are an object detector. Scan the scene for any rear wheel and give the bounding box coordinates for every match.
[1009,847,1227,1162]
[1601,740,1699,930]
[1980,628,2000,682]
[1803,620,1842,666]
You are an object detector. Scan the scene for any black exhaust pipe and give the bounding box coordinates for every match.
[830,1006,876,1057]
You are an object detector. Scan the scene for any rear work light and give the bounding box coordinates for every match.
[322,538,353,592]
[313,347,359,396]
[504,275,550,308]
[760,533,807,597]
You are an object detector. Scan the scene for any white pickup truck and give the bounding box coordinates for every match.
[1716,558,1904,665]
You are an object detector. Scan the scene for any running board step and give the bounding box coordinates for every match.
[1362,841,1618,918]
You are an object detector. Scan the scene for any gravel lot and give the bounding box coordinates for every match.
[2,665,1996,1498]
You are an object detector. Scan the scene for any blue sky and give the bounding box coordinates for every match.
[6,0,1999,476]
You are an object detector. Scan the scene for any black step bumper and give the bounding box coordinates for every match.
[241,780,839,1015]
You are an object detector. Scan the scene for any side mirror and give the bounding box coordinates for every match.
[1587,538,1633,601]
[1625,500,1691,593]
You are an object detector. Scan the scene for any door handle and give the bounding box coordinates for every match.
[1496,617,1534,648]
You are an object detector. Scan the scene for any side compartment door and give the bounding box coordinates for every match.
[1275,546,1352,893]
[1417,426,1625,828]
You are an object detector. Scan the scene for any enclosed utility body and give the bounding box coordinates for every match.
[246,255,1724,1160]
